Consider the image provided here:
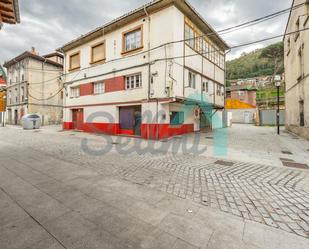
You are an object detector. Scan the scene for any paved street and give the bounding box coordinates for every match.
[0,125,308,249]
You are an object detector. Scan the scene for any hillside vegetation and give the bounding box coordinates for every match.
[226,42,284,81]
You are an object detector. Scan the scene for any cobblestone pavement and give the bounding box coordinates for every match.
[117,153,309,238]
[0,125,309,240]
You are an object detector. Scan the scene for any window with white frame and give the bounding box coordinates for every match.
[123,27,142,52]
[70,87,80,98]
[188,71,196,89]
[94,82,104,94]
[202,81,209,93]
[125,73,142,90]
[185,24,195,49]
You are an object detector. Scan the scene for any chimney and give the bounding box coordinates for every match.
[30,47,38,55]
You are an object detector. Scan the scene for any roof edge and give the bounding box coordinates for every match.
[59,0,229,52]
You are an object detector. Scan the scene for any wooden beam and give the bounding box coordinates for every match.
[0,1,13,4]
[1,10,14,19]
[0,3,14,12]
[2,17,15,24]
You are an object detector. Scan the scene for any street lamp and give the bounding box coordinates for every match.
[274,75,281,135]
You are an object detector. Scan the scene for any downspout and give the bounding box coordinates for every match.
[224,49,231,128]
[144,6,151,101]
[144,6,155,139]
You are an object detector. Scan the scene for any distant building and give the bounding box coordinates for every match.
[3,47,63,125]
[225,85,257,124]
[284,0,309,138]
[0,0,20,29]
[0,65,6,124]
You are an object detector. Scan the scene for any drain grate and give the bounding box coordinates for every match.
[215,160,235,167]
[282,161,308,170]
[282,150,293,155]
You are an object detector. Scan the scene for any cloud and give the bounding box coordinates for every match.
[0,0,292,63]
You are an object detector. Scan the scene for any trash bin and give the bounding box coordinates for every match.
[21,114,41,130]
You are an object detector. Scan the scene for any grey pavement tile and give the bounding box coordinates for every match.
[23,198,71,224]
[206,231,260,249]
[25,236,66,249]
[125,201,170,226]
[43,211,97,248]
[171,239,199,249]
[243,220,309,249]
[71,229,137,249]
[155,195,201,217]
[34,179,76,197]
[0,200,28,228]
[158,213,214,248]
[0,217,51,249]
[140,228,178,249]
[196,205,245,239]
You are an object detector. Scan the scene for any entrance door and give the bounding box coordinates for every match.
[14,110,18,125]
[119,106,141,136]
[244,111,252,124]
[200,109,212,133]
[72,109,84,130]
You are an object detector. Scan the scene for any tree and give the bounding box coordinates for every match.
[259,42,284,82]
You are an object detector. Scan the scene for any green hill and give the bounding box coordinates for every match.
[226,42,284,81]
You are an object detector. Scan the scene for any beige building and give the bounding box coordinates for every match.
[3,48,63,125]
[284,0,309,138]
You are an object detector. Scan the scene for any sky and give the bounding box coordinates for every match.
[0,0,292,64]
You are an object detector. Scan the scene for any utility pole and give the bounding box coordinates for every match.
[275,75,281,135]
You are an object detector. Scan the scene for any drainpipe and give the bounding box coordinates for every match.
[224,49,231,127]
[144,6,151,101]
[144,6,155,139]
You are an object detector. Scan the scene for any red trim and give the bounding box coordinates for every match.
[119,129,134,136]
[63,122,194,140]
[63,122,74,130]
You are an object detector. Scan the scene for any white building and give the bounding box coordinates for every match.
[60,0,229,140]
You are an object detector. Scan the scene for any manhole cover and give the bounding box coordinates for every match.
[282,161,308,170]
[215,160,235,166]
[282,151,293,155]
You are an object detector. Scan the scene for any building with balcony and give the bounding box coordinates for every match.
[60,0,229,140]
[284,0,309,138]
[3,48,63,125]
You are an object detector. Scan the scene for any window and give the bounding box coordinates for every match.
[123,27,142,53]
[170,112,184,125]
[69,52,80,70]
[94,82,105,94]
[91,42,105,64]
[22,74,24,82]
[185,24,195,49]
[8,91,11,104]
[125,73,142,90]
[21,87,24,102]
[188,71,196,89]
[295,18,300,41]
[202,81,209,93]
[70,87,80,98]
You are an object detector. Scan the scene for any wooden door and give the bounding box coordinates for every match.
[72,109,83,130]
